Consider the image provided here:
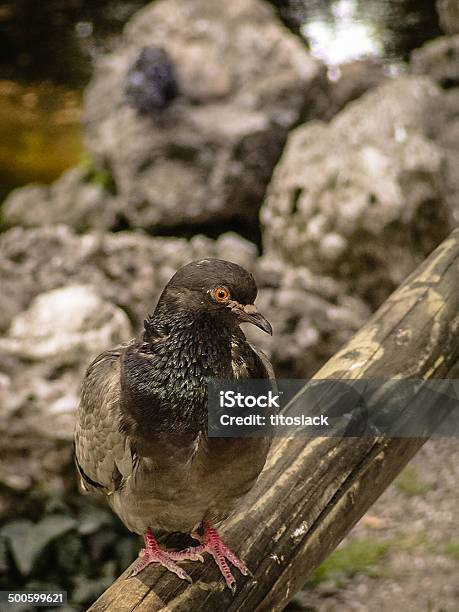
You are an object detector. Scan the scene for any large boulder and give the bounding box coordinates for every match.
[0,225,256,334]
[261,76,454,309]
[411,38,459,226]
[82,0,323,231]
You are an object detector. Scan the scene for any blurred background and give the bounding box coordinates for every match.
[0,0,458,610]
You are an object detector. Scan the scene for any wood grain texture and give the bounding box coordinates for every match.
[89,229,459,612]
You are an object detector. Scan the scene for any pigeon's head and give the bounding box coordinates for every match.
[155,259,272,335]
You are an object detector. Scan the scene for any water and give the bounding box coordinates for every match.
[0,0,442,200]
[0,0,149,200]
[0,81,82,202]
[274,0,441,64]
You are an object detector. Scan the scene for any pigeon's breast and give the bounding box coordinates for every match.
[109,433,269,534]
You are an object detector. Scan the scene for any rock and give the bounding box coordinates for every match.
[323,60,388,120]
[437,0,459,34]
[0,285,131,364]
[249,257,371,377]
[411,35,459,89]
[411,40,459,224]
[0,225,257,334]
[0,285,131,499]
[261,76,454,309]
[2,166,121,233]
[0,286,131,452]
[83,0,324,230]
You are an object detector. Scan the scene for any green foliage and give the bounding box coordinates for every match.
[309,538,391,586]
[0,516,77,576]
[394,467,433,497]
[79,152,117,194]
[0,501,138,609]
[394,532,431,553]
[444,541,459,560]
[308,532,459,590]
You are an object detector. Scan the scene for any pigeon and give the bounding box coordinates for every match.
[74,259,274,592]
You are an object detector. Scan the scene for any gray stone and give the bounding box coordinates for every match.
[83,0,323,230]
[0,225,257,334]
[2,167,121,233]
[0,284,132,499]
[261,76,454,309]
[411,35,459,89]
[125,45,178,114]
[0,286,131,446]
[0,285,132,364]
[249,257,371,377]
[322,60,388,121]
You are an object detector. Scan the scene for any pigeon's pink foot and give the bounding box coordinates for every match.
[131,527,203,581]
[187,521,251,593]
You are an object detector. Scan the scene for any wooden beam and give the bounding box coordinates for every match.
[89,229,459,612]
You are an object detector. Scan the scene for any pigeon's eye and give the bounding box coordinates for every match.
[211,286,230,302]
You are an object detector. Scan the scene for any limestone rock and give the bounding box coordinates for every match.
[2,167,121,233]
[0,285,131,364]
[0,225,257,334]
[261,76,453,309]
[249,257,371,377]
[83,0,323,230]
[411,35,459,89]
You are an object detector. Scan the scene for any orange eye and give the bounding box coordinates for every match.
[212,286,230,302]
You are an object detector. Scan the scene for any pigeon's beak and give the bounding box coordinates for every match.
[232,303,273,335]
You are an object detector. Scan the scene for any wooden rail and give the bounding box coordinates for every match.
[89,229,459,612]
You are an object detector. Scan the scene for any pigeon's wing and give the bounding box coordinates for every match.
[75,345,136,496]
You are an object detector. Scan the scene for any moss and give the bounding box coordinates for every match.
[394,467,433,497]
[79,152,117,195]
[307,532,458,589]
[395,533,431,553]
[308,538,391,586]
[379,533,459,559]
[444,542,459,560]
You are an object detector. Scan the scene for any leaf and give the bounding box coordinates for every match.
[1,515,77,576]
[78,507,112,536]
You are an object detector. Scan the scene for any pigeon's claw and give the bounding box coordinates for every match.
[131,547,192,582]
[130,528,195,582]
[188,521,250,593]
